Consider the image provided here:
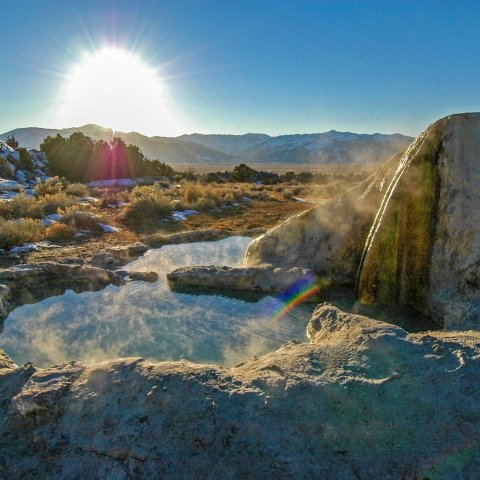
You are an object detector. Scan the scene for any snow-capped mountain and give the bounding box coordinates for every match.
[0,125,413,165]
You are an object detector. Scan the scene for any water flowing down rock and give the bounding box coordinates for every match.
[356,113,480,328]
[1,304,480,478]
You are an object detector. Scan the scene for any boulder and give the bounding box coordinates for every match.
[128,271,159,283]
[356,113,480,328]
[89,242,148,269]
[167,265,317,293]
[245,151,405,284]
[1,305,480,478]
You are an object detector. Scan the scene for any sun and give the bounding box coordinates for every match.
[56,47,183,136]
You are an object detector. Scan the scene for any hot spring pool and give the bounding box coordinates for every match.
[0,237,315,368]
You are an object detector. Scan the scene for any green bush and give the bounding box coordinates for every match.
[0,157,14,178]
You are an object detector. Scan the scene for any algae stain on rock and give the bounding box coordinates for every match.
[356,121,444,315]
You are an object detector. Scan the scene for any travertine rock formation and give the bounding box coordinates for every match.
[357,113,480,328]
[248,113,480,328]
[245,152,405,284]
[1,305,480,479]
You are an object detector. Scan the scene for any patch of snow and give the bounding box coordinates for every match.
[171,209,199,222]
[87,178,136,188]
[107,201,128,209]
[41,218,56,227]
[99,223,121,233]
[9,241,61,253]
[79,196,98,204]
[45,213,63,222]
[293,197,307,203]
[15,170,26,181]
[0,179,22,192]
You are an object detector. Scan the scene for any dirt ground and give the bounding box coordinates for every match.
[18,197,315,266]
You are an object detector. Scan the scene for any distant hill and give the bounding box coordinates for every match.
[0,124,413,165]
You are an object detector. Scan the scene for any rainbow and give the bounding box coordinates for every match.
[270,273,320,322]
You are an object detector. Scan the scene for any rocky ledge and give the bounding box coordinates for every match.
[89,242,149,269]
[143,227,266,248]
[167,265,319,293]
[0,262,126,324]
[1,304,479,478]
[0,256,158,325]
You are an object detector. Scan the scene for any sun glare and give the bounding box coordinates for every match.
[56,48,183,136]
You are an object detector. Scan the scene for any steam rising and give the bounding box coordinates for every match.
[1,237,313,368]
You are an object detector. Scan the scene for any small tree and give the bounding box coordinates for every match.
[18,148,34,171]
[232,163,257,183]
[6,136,18,149]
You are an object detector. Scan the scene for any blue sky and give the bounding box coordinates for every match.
[1,0,479,137]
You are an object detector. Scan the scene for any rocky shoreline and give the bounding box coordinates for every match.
[0,228,267,327]
[1,304,479,478]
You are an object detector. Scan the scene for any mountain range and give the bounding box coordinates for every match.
[0,124,413,165]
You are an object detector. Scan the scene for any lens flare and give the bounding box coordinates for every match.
[269,274,320,322]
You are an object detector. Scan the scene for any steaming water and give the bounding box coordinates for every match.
[0,237,314,368]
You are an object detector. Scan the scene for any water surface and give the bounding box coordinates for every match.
[1,237,314,367]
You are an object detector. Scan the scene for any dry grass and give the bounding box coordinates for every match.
[120,182,282,232]
[44,223,76,241]
[65,183,90,197]
[0,193,78,219]
[0,219,44,250]
[59,209,105,232]
[122,185,175,229]
[34,176,64,197]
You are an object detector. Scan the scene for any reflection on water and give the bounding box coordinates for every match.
[0,237,314,368]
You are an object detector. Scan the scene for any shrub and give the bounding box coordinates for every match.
[18,148,34,171]
[97,188,129,208]
[123,188,174,228]
[0,219,44,250]
[0,194,37,219]
[35,176,64,197]
[5,136,18,149]
[0,192,77,220]
[59,209,104,232]
[44,223,76,241]
[0,157,14,178]
[65,182,89,197]
[38,193,77,215]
